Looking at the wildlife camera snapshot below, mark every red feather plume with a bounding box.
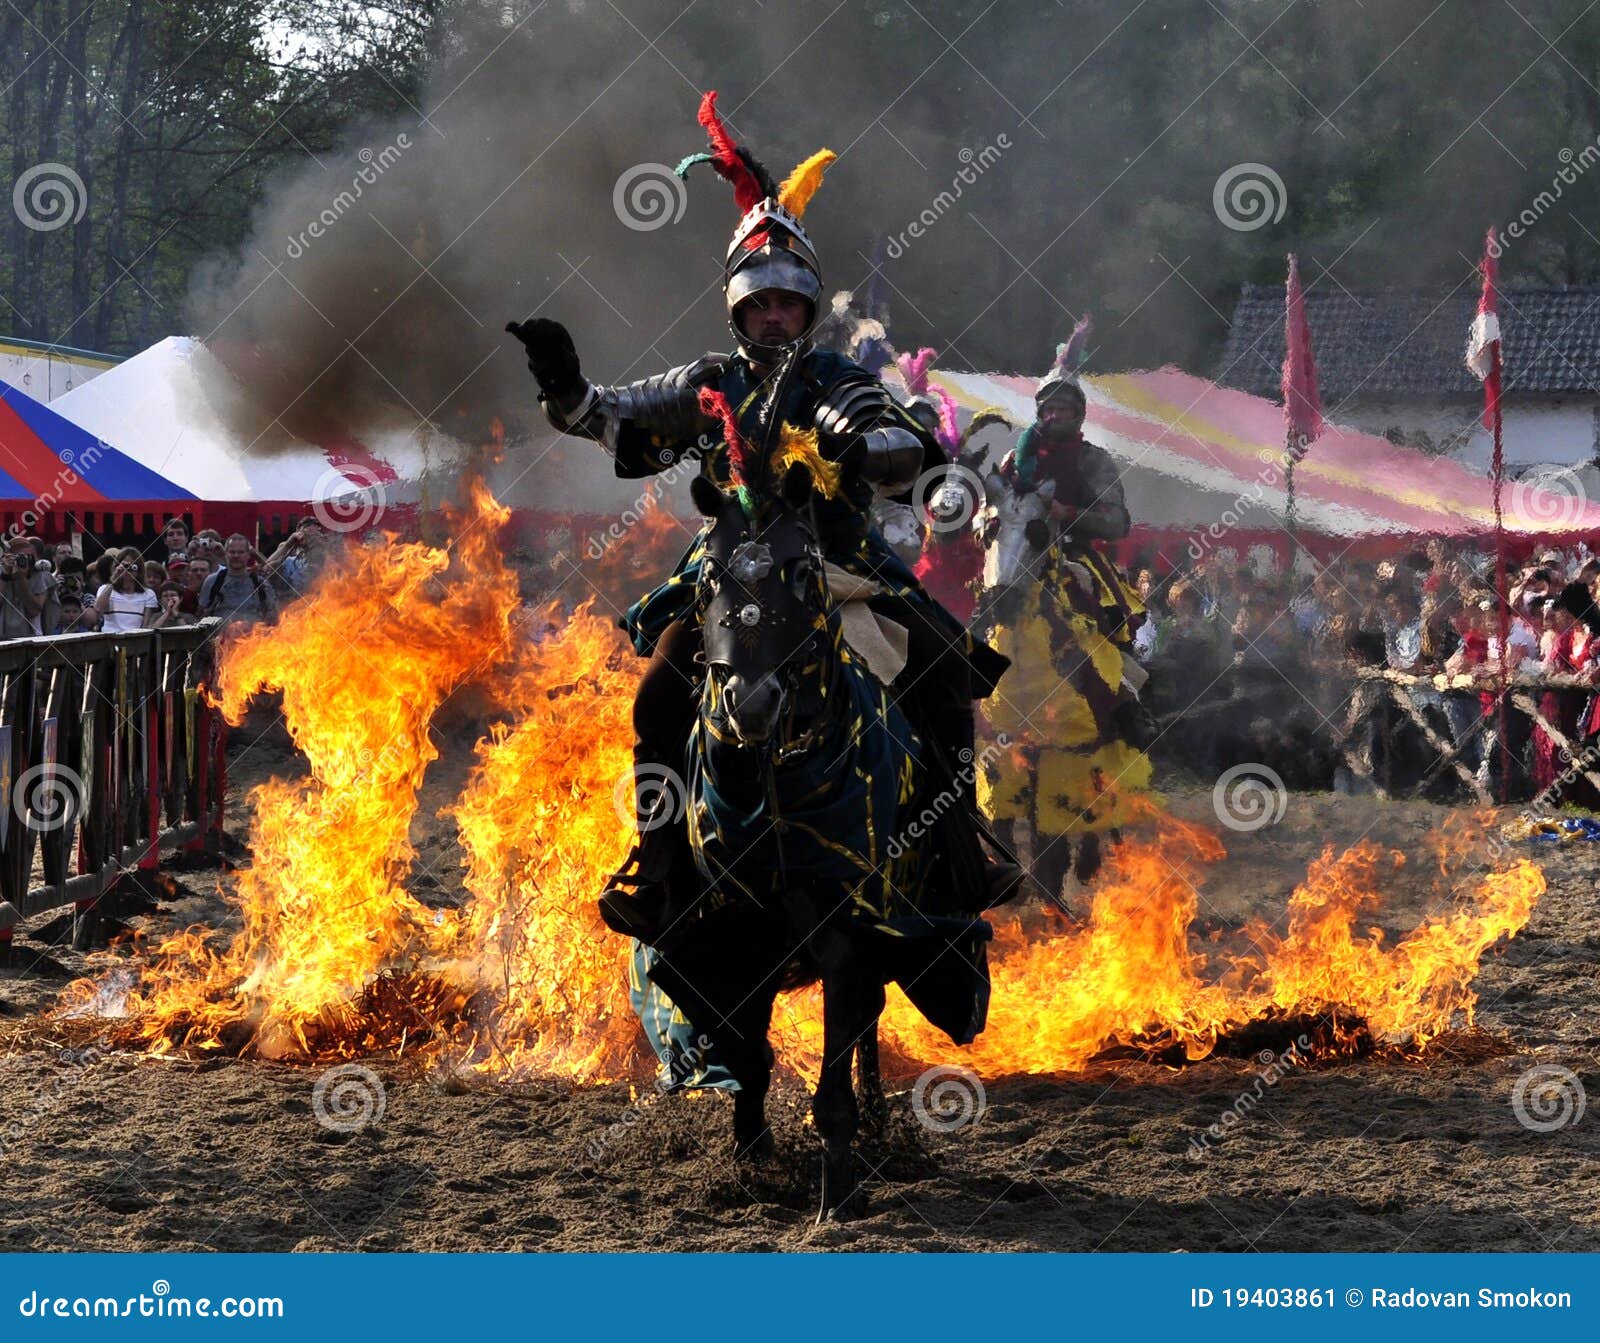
[697,91,767,215]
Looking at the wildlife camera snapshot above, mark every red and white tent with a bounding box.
[51,337,443,535]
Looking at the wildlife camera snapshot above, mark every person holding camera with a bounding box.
[93,546,159,630]
[161,518,191,564]
[0,543,43,640]
[263,519,323,600]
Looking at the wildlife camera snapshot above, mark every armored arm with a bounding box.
[542,356,729,478]
[507,317,728,477]
[812,371,941,493]
[1063,441,1131,542]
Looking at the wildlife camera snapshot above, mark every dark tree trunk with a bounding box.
[93,0,145,350]
[65,0,93,345]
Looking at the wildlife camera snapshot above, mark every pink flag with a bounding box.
[1466,229,1502,431]
[1281,253,1324,460]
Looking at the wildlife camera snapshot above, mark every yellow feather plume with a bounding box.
[770,425,841,499]
[778,149,837,218]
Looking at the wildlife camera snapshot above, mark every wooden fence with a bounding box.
[0,620,227,956]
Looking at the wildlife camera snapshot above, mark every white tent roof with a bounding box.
[51,337,443,503]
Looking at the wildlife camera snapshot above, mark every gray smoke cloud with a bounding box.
[184,0,1571,514]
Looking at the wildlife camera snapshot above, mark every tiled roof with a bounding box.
[1218,282,1600,402]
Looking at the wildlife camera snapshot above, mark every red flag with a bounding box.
[1281,253,1324,461]
[1466,228,1502,430]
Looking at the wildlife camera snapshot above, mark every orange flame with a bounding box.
[56,479,1546,1081]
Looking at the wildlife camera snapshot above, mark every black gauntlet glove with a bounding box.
[505,317,585,405]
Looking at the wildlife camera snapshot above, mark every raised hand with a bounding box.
[505,317,584,403]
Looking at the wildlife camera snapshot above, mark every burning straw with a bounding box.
[49,479,1544,1081]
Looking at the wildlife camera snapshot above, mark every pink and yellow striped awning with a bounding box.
[921,364,1600,538]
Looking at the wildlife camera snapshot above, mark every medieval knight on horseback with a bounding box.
[507,93,1014,948]
[975,322,1153,895]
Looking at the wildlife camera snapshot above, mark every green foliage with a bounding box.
[0,0,438,354]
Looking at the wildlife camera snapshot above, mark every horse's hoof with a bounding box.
[815,1184,867,1225]
[733,1128,775,1162]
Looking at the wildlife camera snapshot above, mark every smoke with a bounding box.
[185,0,1573,512]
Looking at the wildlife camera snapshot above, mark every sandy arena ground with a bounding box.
[2,713,1597,1253]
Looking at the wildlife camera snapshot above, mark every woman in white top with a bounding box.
[93,546,159,631]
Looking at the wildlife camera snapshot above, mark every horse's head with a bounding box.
[978,473,1055,626]
[692,468,829,748]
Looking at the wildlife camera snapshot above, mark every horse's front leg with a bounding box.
[814,936,884,1223]
[854,1016,887,1140]
[732,1030,775,1161]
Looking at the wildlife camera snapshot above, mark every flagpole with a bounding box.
[1467,228,1509,803]
[1281,254,1321,572]
[1491,336,1508,803]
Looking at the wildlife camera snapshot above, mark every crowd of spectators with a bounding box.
[15,508,1590,805]
[1131,540,1600,803]
[0,517,329,641]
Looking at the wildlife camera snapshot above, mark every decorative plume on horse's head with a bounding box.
[695,386,839,515]
[769,424,842,501]
[896,347,938,396]
[957,407,1013,465]
[697,387,757,513]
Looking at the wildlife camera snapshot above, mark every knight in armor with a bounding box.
[979,322,1150,888]
[507,92,1008,943]
[999,324,1132,557]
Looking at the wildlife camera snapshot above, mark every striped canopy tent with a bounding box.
[912,364,1600,559]
[52,337,438,541]
[0,379,193,538]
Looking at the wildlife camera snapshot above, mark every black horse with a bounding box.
[642,462,995,1221]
